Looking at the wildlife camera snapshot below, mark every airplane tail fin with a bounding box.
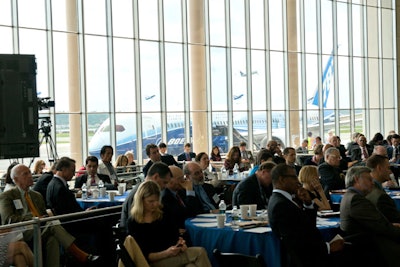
[309,52,334,109]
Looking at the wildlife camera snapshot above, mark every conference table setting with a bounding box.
[76,189,129,209]
[185,207,340,267]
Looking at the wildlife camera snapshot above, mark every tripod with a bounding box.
[29,118,59,168]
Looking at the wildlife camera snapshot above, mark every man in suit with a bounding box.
[239,141,255,170]
[32,162,57,205]
[268,164,344,267]
[142,143,179,177]
[232,161,276,210]
[184,162,219,213]
[177,143,196,162]
[318,147,345,199]
[74,155,114,189]
[97,145,118,183]
[0,164,98,267]
[283,147,302,175]
[366,154,400,222]
[162,166,203,230]
[347,135,373,165]
[340,166,400,267]
[387,134,400,163]
[120,162,172,228]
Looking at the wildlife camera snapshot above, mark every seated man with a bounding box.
[366,155,400,223]
[347,135,373,165]
[340,166,400,266]
[296,139,309,154]
[120,162,172,228]
[142,143,179,177]
[283,147,302,175]
[184,162,219,213]
[162,166,203,231]
[32,162,57,204]
[97,145,118,184]
[74,155,114,189]
[318,147,345,199]
[177,143,196,162]
[232,162,276,210]
[0,164,98,267]
[268,164,344,267]
[239,141,255,170]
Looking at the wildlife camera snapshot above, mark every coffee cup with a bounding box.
[109,192,116,201]
[100,187,106,198]
[240,205,249,219]
[249,204,257,217]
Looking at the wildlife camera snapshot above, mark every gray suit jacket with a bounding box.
[366,183,400,223]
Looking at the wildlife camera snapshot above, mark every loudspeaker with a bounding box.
[0,54,39,159]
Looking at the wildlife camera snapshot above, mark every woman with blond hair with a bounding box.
[298,166,331,211]
[32,159,46,175]
[127,181,211,267]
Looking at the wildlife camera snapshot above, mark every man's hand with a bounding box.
[329,239,344,252]
[296,188,312,206]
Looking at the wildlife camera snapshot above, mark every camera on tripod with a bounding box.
[38,97,55,111]
[39,117,52,135]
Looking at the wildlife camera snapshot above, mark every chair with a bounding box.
[213,249,266,267]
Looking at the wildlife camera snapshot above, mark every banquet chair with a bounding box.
[213,249,266,267]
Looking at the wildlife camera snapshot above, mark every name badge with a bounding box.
[212,194,220,203]
[13,199,23,210]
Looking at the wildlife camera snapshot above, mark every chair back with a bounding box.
[213,249,266,267]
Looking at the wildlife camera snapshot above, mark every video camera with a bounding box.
[38,97,55,110]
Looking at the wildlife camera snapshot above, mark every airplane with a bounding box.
[88,53,338,159]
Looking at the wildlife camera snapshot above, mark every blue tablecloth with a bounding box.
[185,214,340,267]
[76,191,128,209]
[330,190,400,210]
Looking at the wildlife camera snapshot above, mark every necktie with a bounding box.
[176,193,186,207]
[186,153,191,161]
[362,147,368,159]
[90,175,96,185]
[25,191,40,217]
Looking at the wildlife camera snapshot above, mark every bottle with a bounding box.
[221,166,227,179]
[231,206,239,229]
[219,200,226,220]
[81,184,87,199]
[233,163,239,178]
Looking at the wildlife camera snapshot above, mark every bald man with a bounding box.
[162,166,203,230]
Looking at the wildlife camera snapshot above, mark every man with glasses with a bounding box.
[183,162,220,213]
[318,147,345,200]
[268,164,344,267]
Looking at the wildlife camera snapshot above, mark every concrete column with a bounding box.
[66,1,83,168]
[189,0,208,154]
[287,0,300,147]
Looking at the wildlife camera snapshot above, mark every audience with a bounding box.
[177,143,196,162]
[249,149,273,176]
[318,147,345,199]
[0,235,33,267]
[33,162,57,203]
[223,146,245,175]
[127,180,211,267]
[347,135,373,165]
[387,134,400,163]
[298,166,331,211]
[312,136,323,150]
[303,144,324,166]
[98,145,118,184]
[340,166,400,266]
[268,164,344,267]
[195,152,214,181]
[121,162,172,228]
[125,150,136,166]
[283,147,301,175]
[32,159,46,175]
[142,143,179,177]
[184,162,219,213]
[239,141,254,170]
[296,139,309,154]
[3,162,18,191]
[232,162,276,210]
[0,164,98,266]
[74,156,113,189]
[369,132,384,147]
[158,142,168,156]
[209,146,222,162]
[114,154,129,173]
[266,140,285,164]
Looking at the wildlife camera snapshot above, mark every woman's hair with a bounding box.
[211,146,220,156]
[130,180,163,223]
[298,165,318,185]
[225,146,241,162]
[33,160,46,174]
[114,155,128,167]
[195,152,208,162]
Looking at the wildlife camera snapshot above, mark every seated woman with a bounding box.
[0,229,34,267]
[195,152,215,181]
[32,159,46,175]
[209,146,222,172]
[115,155,129,173]
[224,146,246,174]
[127,181,211,267]
[298,166,331,211]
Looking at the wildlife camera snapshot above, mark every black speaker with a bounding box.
[0,54,39,159]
